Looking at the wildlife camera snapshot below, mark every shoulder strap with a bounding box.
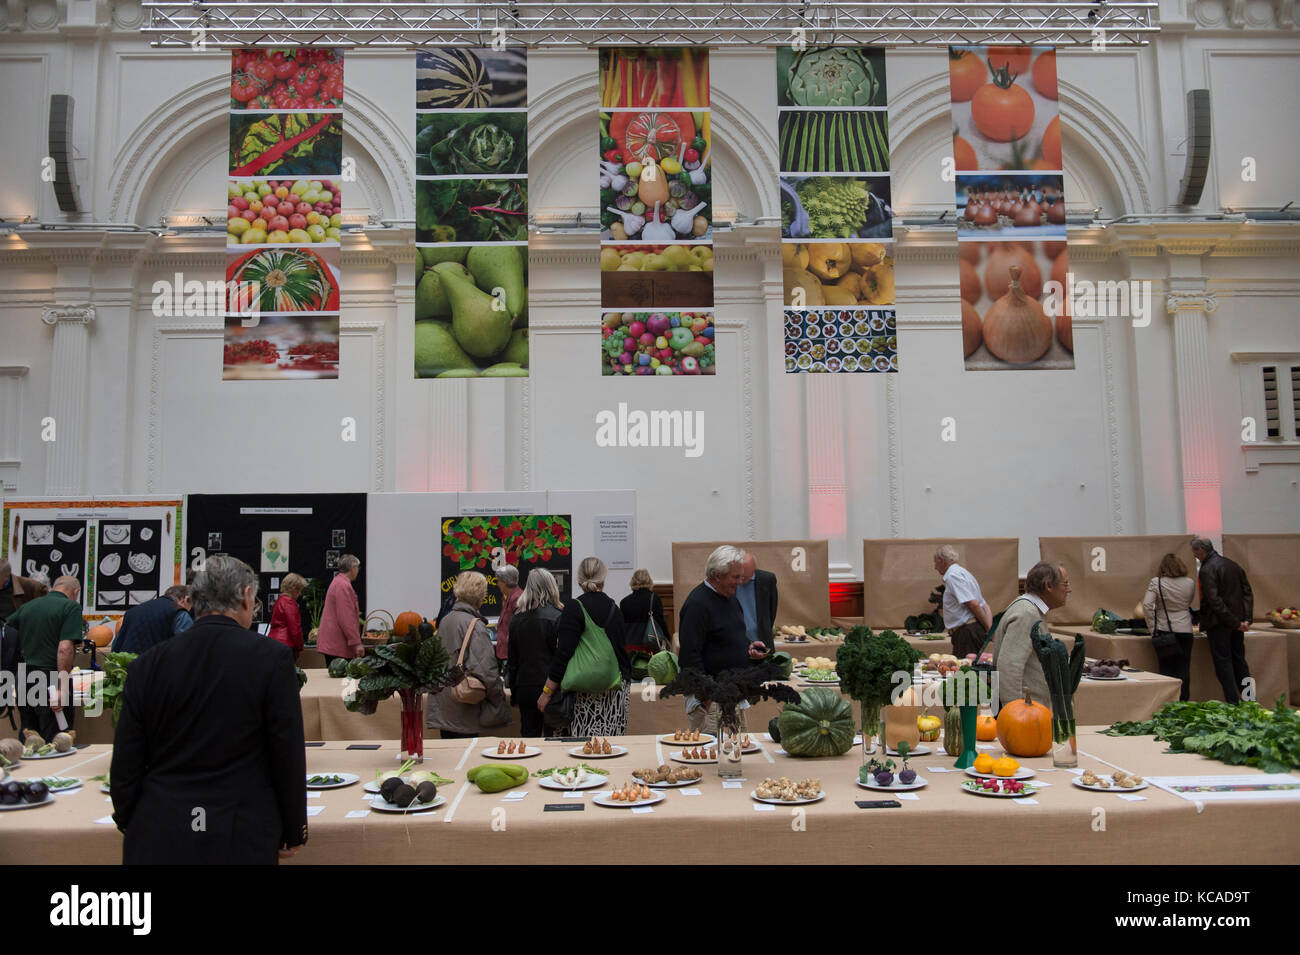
[1155,577,1171,632]
[454,616,479,667]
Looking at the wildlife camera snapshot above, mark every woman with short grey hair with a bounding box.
[426,571,511,738]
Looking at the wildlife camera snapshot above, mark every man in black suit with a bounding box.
[111,555,307,864]
[1191,537,1254,703]
[738,552,779,653]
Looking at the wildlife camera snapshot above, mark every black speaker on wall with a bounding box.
[48,94,82,213]
[1175,89,1211,208]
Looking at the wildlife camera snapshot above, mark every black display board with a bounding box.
[184,494,367,624]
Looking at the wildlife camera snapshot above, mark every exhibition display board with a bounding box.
[1,497,184,622]
[670,539,831,630]
[5,731,1296,866]
[1039,535,1195,625]
[861,538,1019,629]
[1051,627,1290,706]
[1223,533,1300,621]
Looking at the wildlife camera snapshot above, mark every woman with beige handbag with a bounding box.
[425,571,512,738]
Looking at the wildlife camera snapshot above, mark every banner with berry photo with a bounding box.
[440,515,573,614]
[777,47,896,375]
[948,46,1072,370]
[224,48,344,380]
[414,48,529,380]
[599,48,716,377]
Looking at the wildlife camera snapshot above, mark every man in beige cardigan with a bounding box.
[990,562,1072,712]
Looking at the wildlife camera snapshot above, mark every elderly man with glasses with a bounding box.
[989,561,1071,711]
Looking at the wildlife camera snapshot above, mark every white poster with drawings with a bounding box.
[261,531,290,572]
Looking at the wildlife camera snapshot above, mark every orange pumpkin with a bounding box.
[87,624,114,647]
[996,690,1053,757]
[393,611,423,637]
[975,714,998,741]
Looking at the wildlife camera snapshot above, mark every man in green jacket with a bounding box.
[990,562,1071,711]
[6,575,83,740]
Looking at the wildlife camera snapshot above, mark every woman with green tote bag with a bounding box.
[536,557,631,736]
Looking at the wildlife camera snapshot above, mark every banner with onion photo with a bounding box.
[599,48,715,377]
[414,48,529,380]
[777,47,896,374]
[224,48,344,380]
[948,46,1072,370]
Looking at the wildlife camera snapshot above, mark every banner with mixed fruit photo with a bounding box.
[599,48,715,377]
[224,47,344,380]
[414,48,529,379]
[778,47,896,374]
[949,46,1073,370]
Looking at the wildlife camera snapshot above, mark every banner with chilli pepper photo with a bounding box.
[440,515,573,613]
[414,48,530,380]
[777,46,897,375]
[599,48,716,377]
[224,47,345,380]
[949,45,1073,370]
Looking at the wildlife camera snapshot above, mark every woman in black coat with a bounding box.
[535,557,631,737]
[619,568,669,652]
[508,568,563,737]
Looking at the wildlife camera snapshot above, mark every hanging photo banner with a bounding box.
[414,48,530,380]
[224,48,345,380]
[949,46,1073,370]
[777,47,896,375]
[599,48,715,377]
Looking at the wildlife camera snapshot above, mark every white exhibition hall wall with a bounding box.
[0,0,1297,588]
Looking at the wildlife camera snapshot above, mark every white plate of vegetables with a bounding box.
[305,772,358,790]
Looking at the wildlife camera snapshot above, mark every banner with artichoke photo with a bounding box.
[777,47,896,375]
[415,48,530,380]
[599,48,716,377]
[440,515,573,613]
[223,48,344,380]
[948,46,1073,371]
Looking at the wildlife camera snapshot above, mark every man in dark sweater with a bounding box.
[112,586,194,655]
[1191,537,1254,703]
[678,545,767,733]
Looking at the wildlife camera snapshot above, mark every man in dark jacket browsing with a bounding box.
[111,585,193,655]
[677,545,767,733]
[737,552,779,653]
[1191,537,1254,703]
[110,555,307,864]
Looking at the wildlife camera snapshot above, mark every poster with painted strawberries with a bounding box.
[949,46,1073,370]
[224,48,344,380]
[440,515,572,614]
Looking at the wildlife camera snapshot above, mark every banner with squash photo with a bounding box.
[599,48,716,377]
[223,48,344,380]
[949,45,1073,371]
[440,515,572,614]
[777,47,896,374]
[414,48,529,380]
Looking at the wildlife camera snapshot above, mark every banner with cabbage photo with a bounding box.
[778,46,895,375]
[223,47,344,380]
[599,48,716,377]
[948,46,1073,370]
[415,48,530,379]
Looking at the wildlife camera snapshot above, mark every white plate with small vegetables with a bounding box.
[567,745,628,759]
[591,790,665,809]
[305,772,359,790]
[751,790,826,805]
[538,769,608,791]
[483,745,542,759]
[369,794,446,814]
[31,776,81,793]
[22,748,76,760]
[669,750,717,765]
[964,765,1036,781]
[857,774,928,792]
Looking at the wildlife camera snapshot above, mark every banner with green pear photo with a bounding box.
[414,48,529,379]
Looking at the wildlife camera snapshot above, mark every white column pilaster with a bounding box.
[40,304,95,495]
[1166,289,1223,536]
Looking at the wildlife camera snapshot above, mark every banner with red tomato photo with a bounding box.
[440,515,573,614]
[224,47,344,380]
[949,45,1073,371]
[599,48,716,377]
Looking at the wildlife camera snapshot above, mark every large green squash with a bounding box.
[777,688,855,757]
[943,706,963,756]
[327,657,349,678]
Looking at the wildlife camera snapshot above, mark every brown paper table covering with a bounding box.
[1051,628,1289,707]
[1038,535,1196,626]
[1222,533,1300,623]
[3,731,1297,865]
[671,540,831,630]
[1252,624,1300,705]
[862,538,1019,630]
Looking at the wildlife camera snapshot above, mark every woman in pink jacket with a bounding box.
[317,555,362,664]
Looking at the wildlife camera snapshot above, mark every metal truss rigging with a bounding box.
[141,1,1158,48]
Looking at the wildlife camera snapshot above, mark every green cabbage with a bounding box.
[647,650,679,686]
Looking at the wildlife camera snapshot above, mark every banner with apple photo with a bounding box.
[948,45,1073,370]
[440,515,572,614]
[777,46,896,374]
[224,48,344,380]
[599,48,715,377]
[414,48,529,379]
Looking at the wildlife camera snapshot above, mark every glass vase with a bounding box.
[717,709,743,779]
[860,702,882,761]
[1052,697,1077,768]
[398,688,425,763]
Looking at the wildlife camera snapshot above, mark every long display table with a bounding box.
[2,731,1296,865]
